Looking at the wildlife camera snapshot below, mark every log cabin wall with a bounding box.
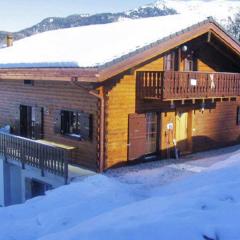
[192,99,240,152]
[137,57,164,71]
[105,74,136,168]
[197,59,215,72]
[104,37,239,167]
[0,80,99,170]
[158,100,240,158]
[104,35,240,167]
[105,55,166,168]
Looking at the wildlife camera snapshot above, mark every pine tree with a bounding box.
[228,13,240,41]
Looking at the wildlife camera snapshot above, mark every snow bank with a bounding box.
[0,148,240,239]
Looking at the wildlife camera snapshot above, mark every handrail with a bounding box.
[0,132,72,184]
[137,71,240,100]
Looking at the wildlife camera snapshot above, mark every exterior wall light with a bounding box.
[182,45,188,52]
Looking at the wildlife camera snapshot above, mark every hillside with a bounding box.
[0,0,239,47]
[0,146,239,239]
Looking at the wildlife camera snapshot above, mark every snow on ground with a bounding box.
[0,145,240,240]
[0,0,238,68]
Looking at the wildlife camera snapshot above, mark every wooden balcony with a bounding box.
[136,71,240,100]
[0,132,74,183]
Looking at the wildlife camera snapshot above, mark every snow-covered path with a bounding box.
[0,145,240,240]
[107,144,240,188]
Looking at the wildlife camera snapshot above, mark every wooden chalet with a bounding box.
[0,17,239,185]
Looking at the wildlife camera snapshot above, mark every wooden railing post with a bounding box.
[40,146,45,177]
[161,71,165,100]
[64,151,69,185]
[4,134,8,163]
[20,141,25,170]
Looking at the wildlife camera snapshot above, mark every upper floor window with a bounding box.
[184,52,197,71]
[164,50,179,71]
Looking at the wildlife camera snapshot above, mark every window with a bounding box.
[237,107,240,125]
[60,110,92,141]
[145,112,158,154]
[24,80,34,85]
[19,105,43,139]
[164,52,174,71]
[164,50,179,71]
[184,52,197,71]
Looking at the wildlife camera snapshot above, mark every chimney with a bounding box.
[6,34,13,47]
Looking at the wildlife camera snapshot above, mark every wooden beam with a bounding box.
[208,41,240,66]
[207,31,212,43]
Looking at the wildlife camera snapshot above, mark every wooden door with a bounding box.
[20,105,43,140]
[128,114,146,161]
[176,112,189,153]
[20,105,32,138]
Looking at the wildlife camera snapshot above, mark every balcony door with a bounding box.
[20,105,43,140]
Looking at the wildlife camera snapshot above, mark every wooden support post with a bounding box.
[207,31,212,43]
[40,147,45,177]
[170,100,175,109]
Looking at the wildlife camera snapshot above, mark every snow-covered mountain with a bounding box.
[0,0,239,46]
[150,0,240,25]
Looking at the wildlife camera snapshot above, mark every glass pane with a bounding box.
[145,112,157,154]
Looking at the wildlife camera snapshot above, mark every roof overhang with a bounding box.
[0,68,99,82]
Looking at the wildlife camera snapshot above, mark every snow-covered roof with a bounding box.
[0,14,224,68]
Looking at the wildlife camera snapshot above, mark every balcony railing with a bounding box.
[0,132,74,184]
[136,71,240,100]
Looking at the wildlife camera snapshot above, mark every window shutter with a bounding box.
[32,107,43,140]
[237,107,240,125]
[80,113,92,141]
[54,110,62,134]
[12,106,21,135]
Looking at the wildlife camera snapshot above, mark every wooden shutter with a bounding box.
[128,114,147,161]
[237,107,240,125]
[32,106,43,140]
[54,110,62,134]
[80,113,92,141]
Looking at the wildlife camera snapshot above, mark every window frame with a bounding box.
[60,109,92,141]
[164,50,179,71]
[184,52,197,71]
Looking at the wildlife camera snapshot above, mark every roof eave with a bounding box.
[0,67,100,82]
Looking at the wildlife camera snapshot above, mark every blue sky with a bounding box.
[1,0,152,32]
